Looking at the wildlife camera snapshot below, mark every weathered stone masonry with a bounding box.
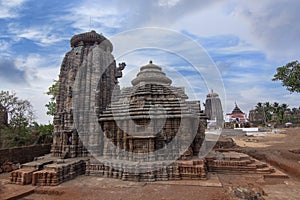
[52,30,124,158]
[10,31,280,186]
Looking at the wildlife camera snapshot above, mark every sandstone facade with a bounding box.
[51,30,124,158]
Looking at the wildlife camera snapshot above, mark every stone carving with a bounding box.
[82,61,208,181]
[99,61,206,161]
[51,30,124,158]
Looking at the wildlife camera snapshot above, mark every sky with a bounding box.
[0,0,299,124]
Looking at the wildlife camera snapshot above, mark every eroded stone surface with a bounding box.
[51,30,124,158]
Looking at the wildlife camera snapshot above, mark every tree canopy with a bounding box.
[272,60,300,93]
[0,91,53,148]
[45,80,58,116]
[0,91,34,128]
[253,101,299,125]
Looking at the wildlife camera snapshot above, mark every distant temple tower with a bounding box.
[205,90,223,128]
[51,30,125,158]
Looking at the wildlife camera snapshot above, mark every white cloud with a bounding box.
[229,0,300,61]
[65,0,299,61]
[1,0,299,123]
[111,28,225,98]
[1,54,60,124]
[0,39,11,52]
[8,24,66,46]
[61,1,123,33]
[173,0,300,61]
[158,0,181,8]
[0,0,27,18]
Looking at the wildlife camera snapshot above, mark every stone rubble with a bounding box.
[206,151,275,174]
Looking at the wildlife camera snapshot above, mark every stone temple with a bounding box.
[54,30,208,182]
[10,31,279,186]
[205,90,223,128]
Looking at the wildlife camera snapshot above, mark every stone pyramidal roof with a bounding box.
[99,61,204,123]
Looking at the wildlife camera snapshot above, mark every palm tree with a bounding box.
[256,102,263,109]
[255,102,266,125]
[263,102,272,122]
[279,103,289,123]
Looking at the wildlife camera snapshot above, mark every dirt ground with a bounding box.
[234,127,300,179]
[1,127,300,200]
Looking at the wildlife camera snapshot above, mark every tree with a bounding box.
[30,122,53,144]
[45,80,59,116]
[0,91,35,147]
[253,101,293,125]
[0,91,34,128]
[272,60,300,93]
[255,102,272,123]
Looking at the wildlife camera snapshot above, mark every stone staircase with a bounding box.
[205,151,275,174]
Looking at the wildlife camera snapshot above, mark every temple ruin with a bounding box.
[9,31,281,186]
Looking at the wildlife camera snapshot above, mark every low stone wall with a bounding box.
[0,144,51,165]
[85,159,207,182]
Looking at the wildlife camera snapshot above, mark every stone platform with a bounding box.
[206,151,275,174]
[85,158,207,182]
[10,150,286,186]
[10,156,87,186]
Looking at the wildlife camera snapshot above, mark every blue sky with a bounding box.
[0,0,299,124]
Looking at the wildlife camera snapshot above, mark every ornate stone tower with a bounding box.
[51,30,124,158]
[205,90,223,128]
